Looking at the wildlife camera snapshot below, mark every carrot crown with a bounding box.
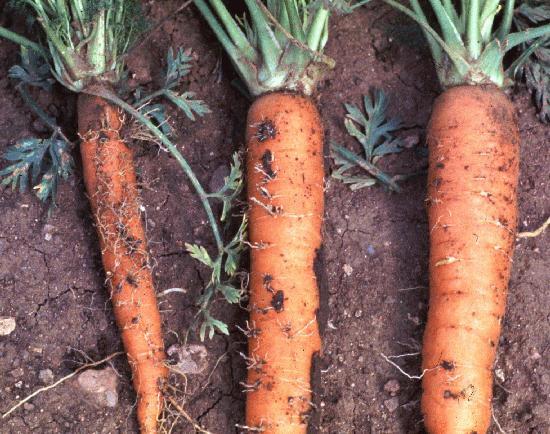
[194,0,363,96]
[1,0,144,92]
[384,0,550,88]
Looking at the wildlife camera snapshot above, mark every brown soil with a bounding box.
[0,2,548,433]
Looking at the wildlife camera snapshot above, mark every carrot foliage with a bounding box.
[383,0,550,87]
[511,1,549,122]
[331,90,403,192]
[194,0,368,96]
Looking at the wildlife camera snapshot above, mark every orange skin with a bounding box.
[245,92,324,433]
[77,94,167,434]
[422,85,519,434]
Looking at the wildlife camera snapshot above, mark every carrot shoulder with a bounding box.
[77,94,167,434]
[422,85,519,434]
[245,92,324,433]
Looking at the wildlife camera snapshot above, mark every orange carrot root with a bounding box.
[245,92,324,434]
[422,85,519,434]
[77,94,167,434]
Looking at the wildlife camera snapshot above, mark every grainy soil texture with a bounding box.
[0,2,548,433]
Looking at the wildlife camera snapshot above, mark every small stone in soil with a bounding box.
[343,264,353,276]
[23,403,35,411]
[167,343,208,375]
[39,369,54,384]
[384,379,401,396]
[384,397,400,413]
[403,134,420,148]
[76,366,118,408]
[10,368,24,378]
[0,317,16,336]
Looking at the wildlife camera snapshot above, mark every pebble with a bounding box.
[384,379,401,396]
[384,397,400,413]
[10,368,24,378]
[43,224,55,241]
[403,134,420,148]
[23,403,35,411]
[39,369,54,384]
[167,343,208,375]
[76,367,118,408]
[0,317,16,336]
[343,264,353,277]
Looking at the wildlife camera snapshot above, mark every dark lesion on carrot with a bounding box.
[256,119,277,142]
[116,221,142,254]
[126,273,138,287]
[443,384,475,401]
[263,274,275,293]
[261,150,276,180]
[271,290,285,312]
[440,360,455,371]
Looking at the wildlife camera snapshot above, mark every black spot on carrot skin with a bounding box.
[271,290,285,312]
[99,131,109,142]
[440,360,455,371]
[443,390,459,400]
[490,340,495,347]
[263,274,275,293]
[126,274,138,287]
[256,119,277,142]
[436,162,445,169]
[261,150,276,179]
[131,316,139,324]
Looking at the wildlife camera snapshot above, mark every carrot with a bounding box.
[0,3,171,432]
[245,93,323,430]
[424,85,518,433]
[193,0,336,431]
[78,94,167,433]
[383,1,549,432]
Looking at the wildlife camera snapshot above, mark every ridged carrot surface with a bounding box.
[77,94,167,434]
[422,85,519,434]
[245,92,324,433]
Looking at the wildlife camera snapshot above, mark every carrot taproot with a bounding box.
[192,0,336,431]
[422,85,519,433]
[78,94,167,434]
[245,92,324,432]
[382,2,549,432]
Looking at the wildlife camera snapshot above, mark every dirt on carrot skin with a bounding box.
[0,2,548,433]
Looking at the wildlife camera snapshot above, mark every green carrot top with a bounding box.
[1,0,145,92]
[194,0,367,96]
[384,0,550,88]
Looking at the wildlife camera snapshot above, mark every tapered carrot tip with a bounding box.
[422,85,519,434]
[244,92,324,434]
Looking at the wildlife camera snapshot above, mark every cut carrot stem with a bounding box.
[422,85,519,434]
[245,92,324,433]
[77,93,167,434]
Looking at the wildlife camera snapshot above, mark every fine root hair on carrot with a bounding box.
[517,216,550,238]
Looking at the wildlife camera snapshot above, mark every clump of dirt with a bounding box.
[0,2,548,433]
